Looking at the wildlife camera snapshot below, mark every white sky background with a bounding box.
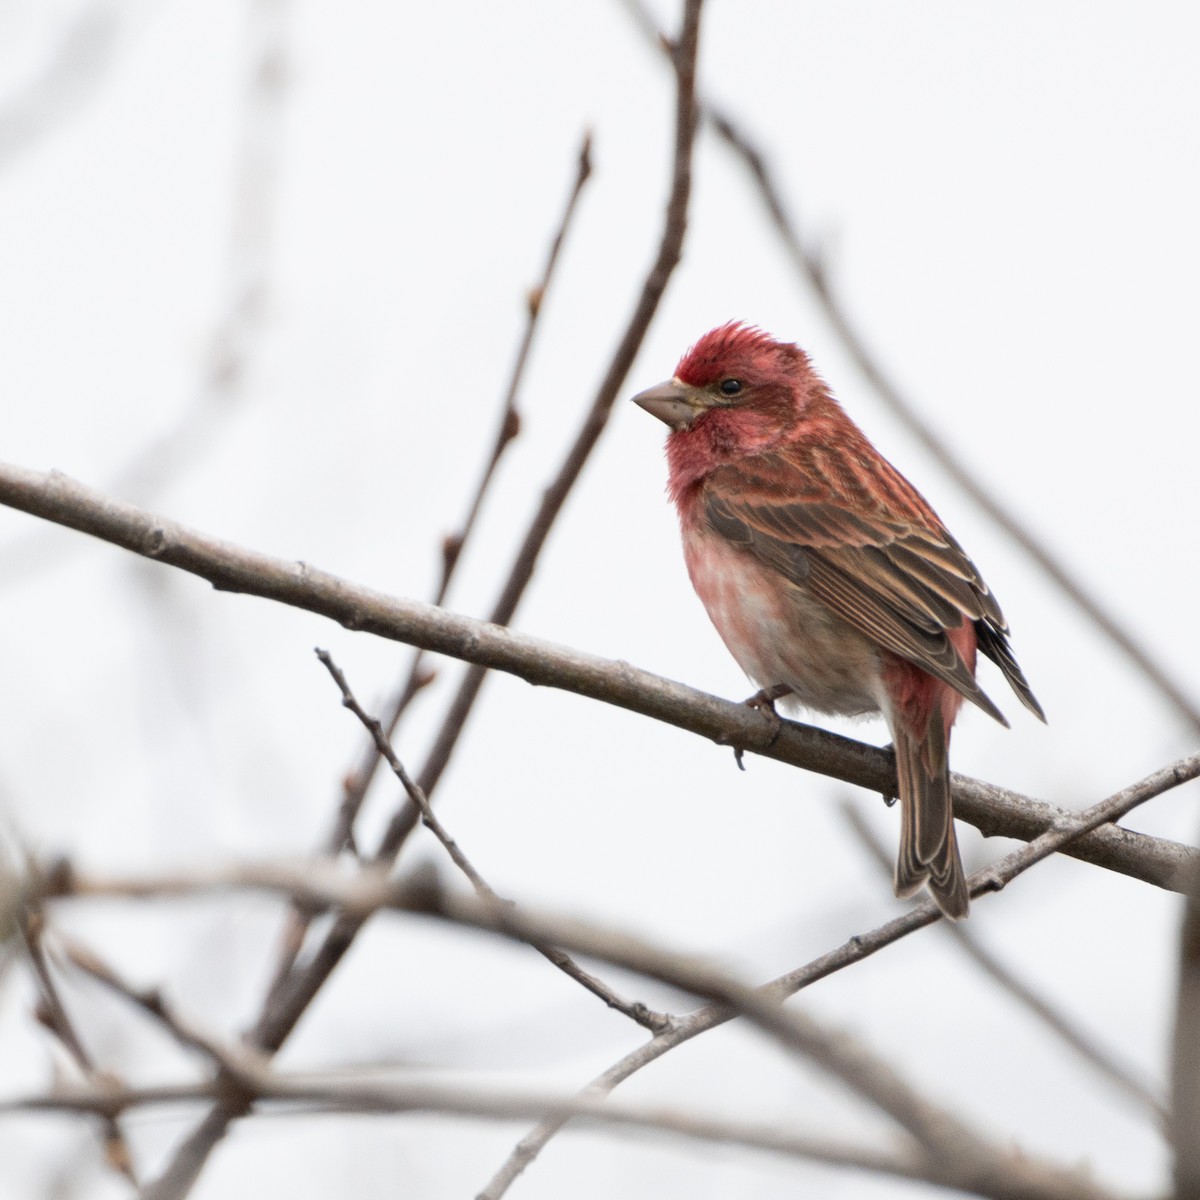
[0,1,1198,1197]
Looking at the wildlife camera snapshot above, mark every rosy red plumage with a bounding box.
[633,321,1044,918]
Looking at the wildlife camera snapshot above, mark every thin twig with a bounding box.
[0,1073,1127,1200]
[843,802,1168,1124]
[337,129,595,848]
[26,752,1197,1195]
[478,753,1196,1196]
[250,0,703,1057]
[59,936,270,1103]
[18,908,137,1184]
[258,131,594,1024]
[617,0,1200,737]
[25,868,1142,1195]
[316,649,491,889]
[314,647,671,1032]
[0,461,1194,896]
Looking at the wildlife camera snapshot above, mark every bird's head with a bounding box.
[632,322,827,457]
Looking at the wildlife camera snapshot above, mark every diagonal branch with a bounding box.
[843,802,1167,1124]
[34,783,1180,1200]
[315,647,670,1033]
[408,1,703,812]
[255,135,594,1019]
[479,752,1196,1195]
[19,909,137,1184]
[337,129,596,849]
[242,0,705,1078]
[0,460,1195,896]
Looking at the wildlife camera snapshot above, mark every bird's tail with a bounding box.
[892,709,970,920]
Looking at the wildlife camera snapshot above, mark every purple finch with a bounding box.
[633,322,1043,918]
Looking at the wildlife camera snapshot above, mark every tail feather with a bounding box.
[892,712,969,919]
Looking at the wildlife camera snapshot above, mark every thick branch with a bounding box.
[0,461,1194,894]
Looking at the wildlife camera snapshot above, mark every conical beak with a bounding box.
[632,378,700,430]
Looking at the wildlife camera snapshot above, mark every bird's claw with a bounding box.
[730,685,791,769]
[744,684,790,740]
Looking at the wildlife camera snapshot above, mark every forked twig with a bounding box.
[258,132,594,1018]
[19,908,137,1184]
[314,647,671,1032]
[843,802,1167,1124]
[61,936,269,1095]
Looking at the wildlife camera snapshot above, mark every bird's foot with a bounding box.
[732,685,791,770]
[744,683,791,722]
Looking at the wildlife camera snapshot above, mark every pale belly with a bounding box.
[683,527,884,718]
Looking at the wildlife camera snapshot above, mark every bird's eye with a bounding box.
[718,378,742,396]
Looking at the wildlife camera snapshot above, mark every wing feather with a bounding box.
[702,454,1040,724]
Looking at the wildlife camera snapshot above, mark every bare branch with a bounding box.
[314,648,670,1032]
[246,0,705,1058]
[60,937,272,1095]
[35,852,1157,1200]
[0,461,1193,896]
[336,129,595,847]
[844,803,1167,1124]
[18,909,137,1184]
[480,754,1195,1194]
[0,1073,1124,1200]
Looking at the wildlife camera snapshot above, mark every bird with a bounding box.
[632,321,1044,918]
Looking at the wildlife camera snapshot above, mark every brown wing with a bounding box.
[704,454,1045,724]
